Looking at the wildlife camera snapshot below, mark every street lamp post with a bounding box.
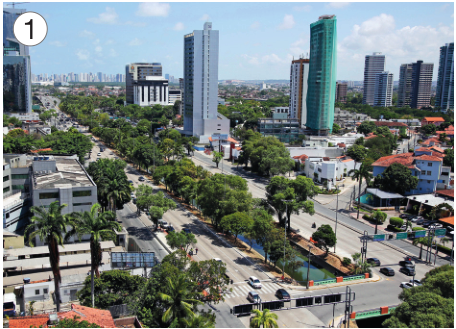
[281,199,293,281]
[334,183,340,253]
[306,245,313,289]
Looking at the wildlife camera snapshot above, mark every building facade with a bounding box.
[306,15,337,135]
[289,58,309,127]
[435,42,454,111]
[374,71,394,107]
[410,60,434,109]
[397,63,413,107]
[336,82,347,103]
[125,63,163,104]
[168,89,182,105]
[258,116,300,143]
[3,8,29,56]
[132,76,169,106]
[362,53,386,105]
[183,22,229,141]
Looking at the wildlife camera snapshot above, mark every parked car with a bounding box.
[158,220,168,228]
[380,267,395,276]
[248,276,262,289]
[132,198,137,204]
[429,223,443,229]
[400,282,415,289]
[166,226,175,232]
[366,258,381,267]
[183,228,191,234]
[139,176,145,182]
[97,153,101,157]
[128,180,134,184]
[248,291,260,303]
[275,289,290,300]
[400,213,411,219]
[399,266,416,276]
[409,279,422,286]
[422,221,435,228]
[416,218,426,225]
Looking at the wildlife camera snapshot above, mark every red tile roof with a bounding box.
[430,146,445,154]
[293,154,308,163]
[421,137,441,146]
[59,305,115,328]
[374,121,407,127]
[9,315,49,328]
[337,143,346,147]
[414,154,443,162]
[372,152,415,168]
[423,117,445,122]
[415,147,431,152]
[436,189,454,198]
[439,216,454,226]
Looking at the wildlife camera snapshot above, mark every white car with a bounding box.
[97,153,101,157]
[400,282,416,289]
[429,223,443,229]
[248,276,262,289]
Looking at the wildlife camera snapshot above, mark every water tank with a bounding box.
[23,278,31,284]
[38,156,44,161]
[33,157,39,161]
[44,157,50,160]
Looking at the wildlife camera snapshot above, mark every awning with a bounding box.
[366,188,404,199]
[439,216,454,226]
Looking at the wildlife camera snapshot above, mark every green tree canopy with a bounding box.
[312,224,336,253]
[220,212,253,243]
[357,121,377,135]
[373,163,418,195]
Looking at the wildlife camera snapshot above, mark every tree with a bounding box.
[346,144,367,164]
[412,237,431,260]
[220,212,253,244]
[373,163,418,195]
[159,275,204,326]
[251,209,274,263]
[24,201,76,312]
[348,163,373,219]
[53,316,101,328]
[357,121,377,135]
[312,224,336,253]
[371,210,387,234]
[332,123,341,134]
[443,148,454,170]
[166,230,197,252]
[71,203,121,307]
[351,252,372,275]
[249,309,279,328]
[182,312,216,328]
[421,124,437,135]
[212,151,223,168]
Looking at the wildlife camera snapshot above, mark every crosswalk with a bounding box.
[224,282,280,299]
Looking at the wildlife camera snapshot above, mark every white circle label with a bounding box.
[13,12,48,46]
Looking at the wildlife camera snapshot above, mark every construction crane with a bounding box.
[5,2,30,9]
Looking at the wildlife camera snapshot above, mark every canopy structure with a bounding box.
[359,188,404,207]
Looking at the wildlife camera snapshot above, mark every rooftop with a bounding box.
[4,241,115,258]
[435,189,454,198]
[423,117,445,122]
[373,121,407,127]
[406,194,454,208]
[372,151,443,168]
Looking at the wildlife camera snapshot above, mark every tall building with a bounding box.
[373,71,394,107]
[289,58,309,127]
[183,22,229,141]
[179,78,184,115]
[362,52,386,105]
[3,8,29,56]
[410,60,434,109]
[336,82,347,103]
[435,42,454,111]
[125,63,168,106]
[306,15,337,135]
[397,63,413,107]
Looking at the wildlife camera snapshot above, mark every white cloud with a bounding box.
[87,7,118,24]
[200,14,210,21]
[109,49,117,57]
[294,5,312,12]
[105,40,115,45]
[278,15,295,30]
[125,21,148,27]
[136,2,170,17]
[289,37,309,57]
[241,54,260,65]
[327,2,350,9]
[241,53,291,66]
[95,46,102,56]
[173,22,185,31]
[128,38,143,46]
[49,41,66,47]
[251,21,260,29]
[75,49,90,61]
[79,30,95,39]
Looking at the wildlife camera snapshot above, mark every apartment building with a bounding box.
[362,53,386,105]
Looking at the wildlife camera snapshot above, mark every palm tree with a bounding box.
[348,163,373,219]
[413,237,431,260]
[159,275,204,326]
[24,201,76,312]
[71,203,121,307]
[250,309,279,328]
[182,313,216,328]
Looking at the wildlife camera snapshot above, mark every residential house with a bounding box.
[421,117,445,126]
[303,155,360,187]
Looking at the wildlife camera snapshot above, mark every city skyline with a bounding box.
[17,2,454,81]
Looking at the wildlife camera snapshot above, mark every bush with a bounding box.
[362,214,372,220]
[389,217,403,227]
[437,244,452,255]
[412,227,426,231]
[342,257,352,266]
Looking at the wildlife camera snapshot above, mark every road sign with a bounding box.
[396,232,408,240]
[435,228,446,237]
[414,230,426,238]
[373,234,385,241]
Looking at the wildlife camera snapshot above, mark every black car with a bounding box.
[422,221,435,228]
[275,289,290,300]
[399,266,416,276]
[138,176,145,182]
[128,180,134,184]
[183,228,191,234]
[166,226,175,232]
[132,198,137,204]
[366,258,381,267]
[380,267,395,276]
[399,257,415,268]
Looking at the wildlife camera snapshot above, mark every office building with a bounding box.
[168,89,182,105]
[435,42,454,111]
[306,15,337,135]
[3,55,32,113]
[362,53,386,105]
[374,71,394,107]
[410,61,434,109]
[3,8,29,56]
[125,63,163,104]
[258,116,300,143]
[289,58,309,127]
[183,22,230,141]
[336,82,347,103]
[179,78,184,115]
[397,63,413,107]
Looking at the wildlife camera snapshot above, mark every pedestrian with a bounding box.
[195,248,198,255]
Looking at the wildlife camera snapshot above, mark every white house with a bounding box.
[303,155,360,188]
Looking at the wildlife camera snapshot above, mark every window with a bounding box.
[73,202,92,207]
[39,192,59,199]
[427,180,431,183]
[43,288,48,294]
[3,187,10,193]
[3,175,10,182]
[427,171,432,175]
[11,174,29,179]
[73,190,92,197]
[12,185,25,190]
[35,289,40,295]
[428,163,432,167]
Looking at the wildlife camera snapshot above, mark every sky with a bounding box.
[13,1,455,81]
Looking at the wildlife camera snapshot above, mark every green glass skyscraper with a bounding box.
[306,15,337,135]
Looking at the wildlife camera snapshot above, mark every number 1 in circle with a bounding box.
[25,19,33,39]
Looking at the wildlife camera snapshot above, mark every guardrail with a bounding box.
[353,305,398,320]
[342,274,365,282]
[313,278,337,286]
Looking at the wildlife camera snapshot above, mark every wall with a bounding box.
[23,282,52,303]
[287,147,343,158]
[4,235,24,249]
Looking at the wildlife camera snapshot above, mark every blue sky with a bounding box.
[20,1,455,81]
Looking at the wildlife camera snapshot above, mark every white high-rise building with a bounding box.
[183,22,229,141]
[362,52,386,105]
[374,71,394,107]
[289,58,309,127]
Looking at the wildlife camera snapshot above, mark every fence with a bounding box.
[313,278,337,286]
[342,274,365,282]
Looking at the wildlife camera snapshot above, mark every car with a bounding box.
[380,267,395,276]
[400,282,415,289]
[248,291,260,303]
[248,276,262,289]
[183,228,191,234]
[400,213,410,219]
[422,221,434,228]
[399,257,416,268]
[97,153,101,157]
[138,177,145,182]
[128,180,134,184]
[429,223,443,229]
[447,226,454,233]
[132,198,137,204]
[410,216,422,223]
[416,218,426,225]
[159,221,168,228]
[130,193,135,198]
[399,266,416,276]
[110,152,114,155]
[409,279,422,286]
[366,258,381,267]
[100,148,104,152]
[275,289,290,300]
[213,258,222,262]
[166,226,175,232]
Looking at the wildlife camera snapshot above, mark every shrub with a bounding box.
[389,217,403,227]
[342,257,352,266]
[412,227,426,231]
[362,214,372,220]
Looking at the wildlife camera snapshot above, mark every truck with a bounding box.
[3,293,16,317]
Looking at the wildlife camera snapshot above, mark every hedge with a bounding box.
[362,214,372,220]
[389,217,403,227]
[412,227,426,231]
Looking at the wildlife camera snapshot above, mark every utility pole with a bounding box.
[306,244,313,289]
[281,200,293,280]
[334,183,339,253]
